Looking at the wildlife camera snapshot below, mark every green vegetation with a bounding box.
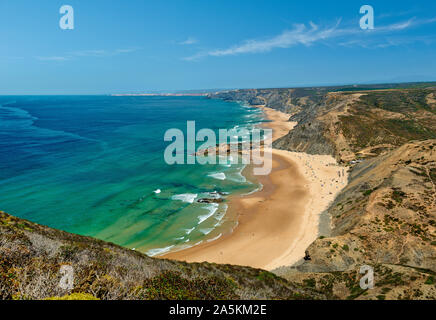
[135,271,238,300]
[302,278,316,288]
[381,287,391,294]
[339,89,436,155]
[424,276,434,285]
[2,85,436,301]
[45,293,99,300]
[256,271,278,282]
[0,211,323,300]
[362,189,377,196]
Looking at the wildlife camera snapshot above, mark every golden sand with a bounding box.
[164,106,348,270]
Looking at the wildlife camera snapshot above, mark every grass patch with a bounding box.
[424,276,434,285]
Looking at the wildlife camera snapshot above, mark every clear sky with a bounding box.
[1,0,436,94]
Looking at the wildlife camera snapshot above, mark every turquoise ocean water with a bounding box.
[0,96,263,255]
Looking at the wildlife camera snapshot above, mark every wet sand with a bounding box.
[163,106,347,270]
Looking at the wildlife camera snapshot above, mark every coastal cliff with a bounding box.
[277,140,436,300]
[208,84,436,160]
[2,83,436,300]
[209,83,436,299]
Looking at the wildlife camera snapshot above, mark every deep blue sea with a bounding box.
[0,96,263,255]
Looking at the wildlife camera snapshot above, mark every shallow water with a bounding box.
[0,95,263,255]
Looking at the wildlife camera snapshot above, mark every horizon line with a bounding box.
[1,80,435,96]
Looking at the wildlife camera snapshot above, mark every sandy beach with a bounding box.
[259,106,297,141]
[164,106,348,270]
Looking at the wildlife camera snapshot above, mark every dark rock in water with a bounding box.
[195,141,266,157]
[197,198,224,204]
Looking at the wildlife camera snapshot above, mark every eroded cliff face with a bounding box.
[208,87,327,114]
[294,140,435,270]
[210,85,436,300]
[209,87,336,155]
[276,140,436,300]
[2,84,436,300]
[211,86,436,162]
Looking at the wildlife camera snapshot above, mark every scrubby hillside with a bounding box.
[0,211,324,300]
[210,83,436,300]
[210,84,436,161]
[276,140,436,300]
[278,88,436,161]
[2,83,436,300]
[295,139,436,272]
[209,87,327,114]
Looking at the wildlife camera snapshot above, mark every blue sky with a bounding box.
[1,0,436,94]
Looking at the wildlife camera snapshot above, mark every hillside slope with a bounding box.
[210,84,436,300]
[210,85,436,161]
[276,140,436,300]
[0,211,324,300]
[274,88,436,162]
[2,83,436,300]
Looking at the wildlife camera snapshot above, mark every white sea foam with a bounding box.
[185,227,195,235]
[146,245,175,256]
[244,114,259,119]
[207,233,223,243]
[227,169,247,183]
[198,203,219,224]
[172,193,197,203]
[200,228,214,235]
[214,204,228,224]
[241,183,264,196]
[201,191,222,200]
[208,172,226,180]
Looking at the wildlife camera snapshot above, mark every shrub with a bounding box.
[45,293,99,300]
[424,276,434,285]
